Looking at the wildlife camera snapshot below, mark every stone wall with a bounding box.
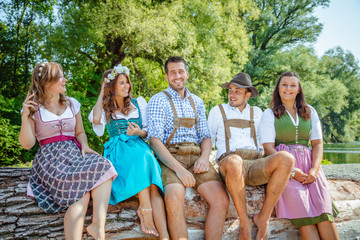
[1,165,359,240]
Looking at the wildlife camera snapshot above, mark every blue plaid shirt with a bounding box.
[147,87,210,145]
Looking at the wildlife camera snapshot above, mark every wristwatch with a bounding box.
[289,168,296,179]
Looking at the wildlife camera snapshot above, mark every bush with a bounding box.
[0,118,33,166]
[0,96,37,166]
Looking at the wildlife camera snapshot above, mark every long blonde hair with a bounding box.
[102,70,133,122]
[29,62,69,117]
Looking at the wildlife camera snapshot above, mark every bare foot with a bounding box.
[86,223,105,240]
[239,217,253,240]
[253,214,269,240]
[137,207,159,237]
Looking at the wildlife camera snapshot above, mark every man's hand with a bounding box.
[193,156,209,174]
[176,167,196,188]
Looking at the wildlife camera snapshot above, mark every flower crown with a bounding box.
[38,62,48,77]
[104,64,130,83]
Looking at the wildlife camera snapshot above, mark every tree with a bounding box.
[318,47,360,142]
[241,0,329,87]
[0,0,56,97]
[51,0,256,105]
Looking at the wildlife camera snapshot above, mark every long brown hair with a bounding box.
[270,72,311,120]
[28,62,69,117]
[102,70,133,121]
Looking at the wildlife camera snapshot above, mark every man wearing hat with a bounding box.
[208,73,295,240]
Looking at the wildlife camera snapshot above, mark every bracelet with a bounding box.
[289,167,296,179]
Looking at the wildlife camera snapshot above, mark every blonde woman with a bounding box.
[19,62,117,240]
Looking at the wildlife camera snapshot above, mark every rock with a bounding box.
[0,165,359,239]
[322,164,360,181]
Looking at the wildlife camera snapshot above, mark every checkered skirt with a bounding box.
[29,140,112,213]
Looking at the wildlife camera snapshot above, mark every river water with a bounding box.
[323,142,360,164]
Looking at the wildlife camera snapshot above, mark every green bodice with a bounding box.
[106,98,142,138]
[274,113,311,146]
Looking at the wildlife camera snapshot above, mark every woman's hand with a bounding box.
[293,168,308,183]
[81,144,99,157]
[127,122,142,136]
[19,91,37,149]
[101,80,106,91]
[22,92,38,117]
[302,168,318,184]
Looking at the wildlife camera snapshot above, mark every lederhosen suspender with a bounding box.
[163,91,199,146]
[218,104,258,153]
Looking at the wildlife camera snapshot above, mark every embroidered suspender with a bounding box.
[163,91,199,146]
[217,104,258,153]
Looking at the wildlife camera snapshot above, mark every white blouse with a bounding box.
[259,105,322,144]
[88,96,148,137]
[23,97,81,121]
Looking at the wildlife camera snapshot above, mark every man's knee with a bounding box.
[209,189,230,209]
[164,186,185,210]
[219,192,230,209]
[270,151,295,171]
[199,182,230,210]
[221,154,243,176]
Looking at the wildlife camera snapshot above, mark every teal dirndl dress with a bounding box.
[103,99,163,205]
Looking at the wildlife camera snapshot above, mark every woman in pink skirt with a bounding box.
[19,62,117,240]
[259,72,339,240]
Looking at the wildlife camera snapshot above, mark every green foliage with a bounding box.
[8,161,33,168]
[0,0,57,97]
[318,47,360,142]
[1,0,360,166]
[0,118,22,166]
[242,0,330,86]
[321,159,333,165]
[51,0,255,106]
[0,95,38,166]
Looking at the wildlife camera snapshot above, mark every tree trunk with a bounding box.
[0,164,359,239]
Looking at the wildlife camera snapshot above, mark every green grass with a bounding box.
[321,159,333,165]
[8,161,33,168]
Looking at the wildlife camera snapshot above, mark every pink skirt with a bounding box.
[275,144,333,219]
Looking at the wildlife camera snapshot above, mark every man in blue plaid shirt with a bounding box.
[147,56,229,240]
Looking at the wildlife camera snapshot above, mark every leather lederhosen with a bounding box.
[218,104,259,160]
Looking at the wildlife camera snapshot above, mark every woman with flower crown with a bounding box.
[89,64,169,239]
[19,62,118,240]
